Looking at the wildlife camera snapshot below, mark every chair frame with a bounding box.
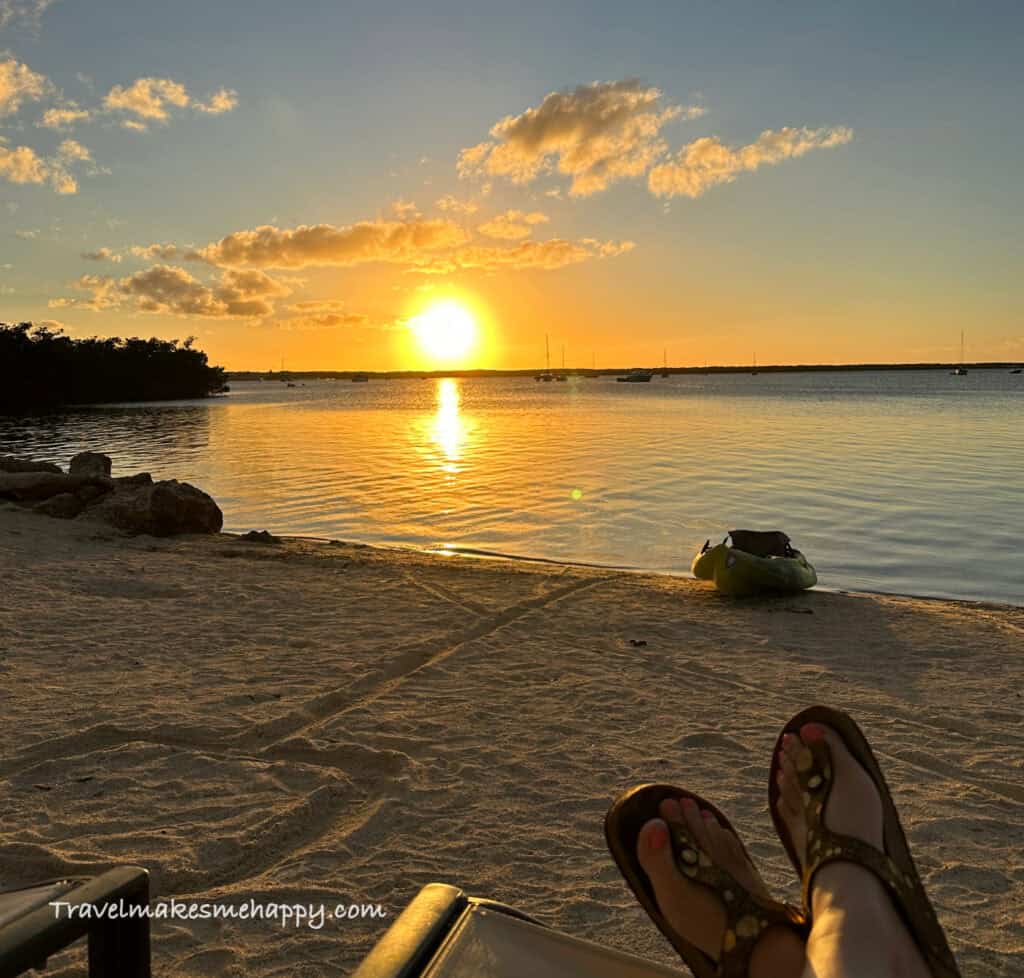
[0,866,150,978]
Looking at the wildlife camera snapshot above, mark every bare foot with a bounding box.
[637,796,805,978]
[775,723,932,978]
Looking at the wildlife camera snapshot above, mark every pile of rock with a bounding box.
[0,452,222,536]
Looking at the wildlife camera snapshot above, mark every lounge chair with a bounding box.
[0,866,150,978]
[352,882,684,977]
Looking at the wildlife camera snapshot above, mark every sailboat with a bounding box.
[950,331,968,376]
[751,354,759,376]
[556,345,568,380]
[661,349,669,378]
[535,335,555,382]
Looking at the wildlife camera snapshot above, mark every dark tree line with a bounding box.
[0,322,228,410]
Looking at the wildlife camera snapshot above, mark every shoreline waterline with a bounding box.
[222,525,1024,611]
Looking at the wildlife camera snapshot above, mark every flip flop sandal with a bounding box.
[606,783,807,978]
[768,705,961,978]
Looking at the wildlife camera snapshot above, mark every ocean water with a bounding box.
[3,370,1021,605]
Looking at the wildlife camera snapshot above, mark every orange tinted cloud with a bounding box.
[189,218,471,269]
[477,209,549,240]
[648,126,853,198]
[458,79,701,196]
[51,265,291,317]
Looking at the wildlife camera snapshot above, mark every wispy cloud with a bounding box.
[129,242,180,260]
[102,77,190,126]
[477,209,549,241]
[36,101,91,129]
[416,237,635,274]
[458,79,701,197]
[0,0,58,31]
[435,194,479,215]
[648,126,854,198]
[193,87,238,115]
[0,137,93,193]
[0,56,50,116]
[81,247,121,262]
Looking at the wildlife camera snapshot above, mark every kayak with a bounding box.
[692,533,817,596]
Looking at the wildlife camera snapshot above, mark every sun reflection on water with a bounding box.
[430,378,468,474]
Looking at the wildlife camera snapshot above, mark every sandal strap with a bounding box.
[793,739,961,978]
[667,820,804,977]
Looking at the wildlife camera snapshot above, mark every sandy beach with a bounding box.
[1,504,1021,977]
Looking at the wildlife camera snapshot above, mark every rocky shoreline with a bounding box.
[0,453,222,536]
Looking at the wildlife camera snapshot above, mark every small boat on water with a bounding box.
[1012,368,1022,375]
[617,368,653,383]
[351,373,369,382]
[661,349,669,378]
[555,345,568,381]
[692,530,817,596]
[536,335,555,382]
[951,331,968,375]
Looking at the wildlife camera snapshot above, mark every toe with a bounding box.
[778,751,803,817]
[682,797,713,853]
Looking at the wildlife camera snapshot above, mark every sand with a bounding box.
[1,503,1021,976]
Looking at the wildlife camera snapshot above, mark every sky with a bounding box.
[1,0,1022,371]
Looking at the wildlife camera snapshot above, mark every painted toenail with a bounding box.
[681,797,694,810]
[649,823,668,850]
[701,809,714,820]
[801,723,825,741]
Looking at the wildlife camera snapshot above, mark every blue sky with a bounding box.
[2,0,1022,368]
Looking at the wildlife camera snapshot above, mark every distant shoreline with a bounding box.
[226,362,1022,380]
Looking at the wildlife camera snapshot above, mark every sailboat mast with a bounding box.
[545,334,550,371]
[561,345,565,370]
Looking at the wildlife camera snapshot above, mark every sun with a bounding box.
[410,301,478,362]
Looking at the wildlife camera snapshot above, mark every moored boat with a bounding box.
[616,368,653,383]
[692,529,817,596]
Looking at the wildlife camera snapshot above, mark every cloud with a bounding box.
[101,78,238,130]
[0,56,50,116]
[193,87,238,115]
[286,299,350,313]
[129,242,179,260]
[189,218,471,269]
[390,198,420,219]
[458,79,701,197]
[81,247,121,262]
[435,194,479,215]
[102,77,190,126]
[648,126,853,198]
[417,236,635,274]
[1,137,91,192]
[51,264,292,318]
[0,0,57,30]
[477,209,549,241]
[37,102,91,130]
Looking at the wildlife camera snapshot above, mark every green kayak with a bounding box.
[691,530,817,597]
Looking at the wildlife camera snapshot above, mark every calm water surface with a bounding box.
[3,371,1021,605]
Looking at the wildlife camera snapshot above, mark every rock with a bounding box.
[0,471,110,502]
[0,456,63,475]
[85,479,222,536]
[114,472,153,487]
[33,493,85,519]
[240,529,281,544]
[75,484,109,504]
[69,452,112,478]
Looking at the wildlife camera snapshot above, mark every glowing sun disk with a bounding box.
[411,301,478,361]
